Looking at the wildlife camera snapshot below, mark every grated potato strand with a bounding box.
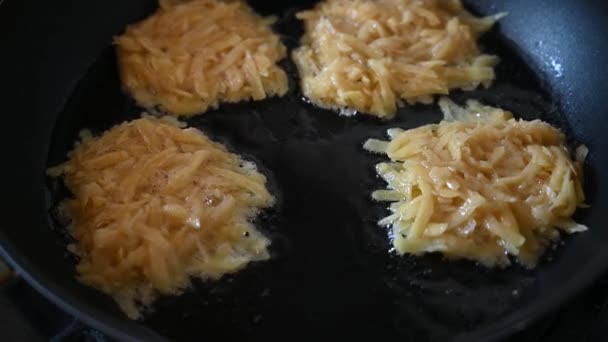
[48,116,274,318]
[365,98,587,267]
[115,0,288,116]
[293,0,505,118]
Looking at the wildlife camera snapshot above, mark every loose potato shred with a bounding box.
[48,116,274,319]
[365,98,588,267]
[115,0,288,116]
[293,0,505,118]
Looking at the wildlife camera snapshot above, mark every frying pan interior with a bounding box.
[1,0,608,341]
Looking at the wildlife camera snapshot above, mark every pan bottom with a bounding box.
[45,12,581,341]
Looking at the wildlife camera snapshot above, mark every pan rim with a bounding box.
[2,231,607,341]
[2,0,607,338]
[0,238,166,342]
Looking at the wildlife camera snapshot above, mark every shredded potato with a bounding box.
[47,116,274,318]
[364,98,587,267]
[115,0,288,116]
[293,0,505,118]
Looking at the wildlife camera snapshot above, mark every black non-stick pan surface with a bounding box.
[1,0,608,341]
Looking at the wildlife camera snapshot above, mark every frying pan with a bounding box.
[1,0,607,340]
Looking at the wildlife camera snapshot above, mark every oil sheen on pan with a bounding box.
[44,2,589,341]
